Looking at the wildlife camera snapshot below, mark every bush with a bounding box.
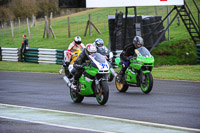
[152,39,197,66]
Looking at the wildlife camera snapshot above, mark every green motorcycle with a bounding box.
[115,47,154,94]
[63,53,110,105]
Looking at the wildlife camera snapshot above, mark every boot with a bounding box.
[71,79,78,90]
[117,70,124,82]
[59,66,64,75]
[65,62,70,77]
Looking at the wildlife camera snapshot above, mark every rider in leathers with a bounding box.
[118,36,144,81]
[71,43,97,89]
[59,36,85,75]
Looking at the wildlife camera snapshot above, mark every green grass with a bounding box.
[152,65,200,81]
[0,61,200,81]
[0,61,60,73]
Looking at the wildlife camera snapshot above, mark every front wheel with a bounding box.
[140,72,153,94]
[96,81,109,105]
[70,85,84,103]
[115,75,129,92]
[108,73,114,82]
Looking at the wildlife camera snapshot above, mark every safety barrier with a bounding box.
[197,44,200,65]
[24,48,63,65]
[0,47,64,65]
[0,47,19,62]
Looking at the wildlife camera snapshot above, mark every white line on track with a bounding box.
[0,103,200,132]
[0,116,112,133]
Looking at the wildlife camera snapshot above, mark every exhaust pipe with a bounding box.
[110,68,117,77]
[63,76,72,87]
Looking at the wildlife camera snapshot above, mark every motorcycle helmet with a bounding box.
[86,43,97,55]
[95,38,104,47]
[133,36,144,48]
[74,36,82,45]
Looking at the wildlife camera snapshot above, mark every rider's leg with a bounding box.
[59,51,71,75]
[72,69,83,89]
[117,61,130,81]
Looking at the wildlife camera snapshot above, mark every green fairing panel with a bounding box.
[115,58,122,68]
[125,70,138,83]
[79,76,94,95]
[85,67,98,76]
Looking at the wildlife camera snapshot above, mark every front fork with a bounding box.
[94,74,108,94]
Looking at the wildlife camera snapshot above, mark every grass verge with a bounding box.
[0,61,199,81]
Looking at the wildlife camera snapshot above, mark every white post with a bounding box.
[10,21,14,40]
[27,18,31,39]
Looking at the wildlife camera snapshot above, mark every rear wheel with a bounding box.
[140,73,153,94]
[70,84,84,103]
[96,81,109,105]
[115,75,129,92]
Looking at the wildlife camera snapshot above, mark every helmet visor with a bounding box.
[75,41,81,45]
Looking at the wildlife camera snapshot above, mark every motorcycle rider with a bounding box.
[117,36,144,81]
[71,43,97,89]
[59,36,85,75]
[94,38,117,77]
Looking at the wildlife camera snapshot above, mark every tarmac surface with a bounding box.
[0,71,200,132]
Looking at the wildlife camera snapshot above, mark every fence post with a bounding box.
[89,14,92,36]
[31,14,36,27]
[49,12,56,39]
[43,16,50,38]
[27,18,31,39]
[197,44,200,65]
[154,7,158,16]
[10,21,14,40]
[68,16,71,38]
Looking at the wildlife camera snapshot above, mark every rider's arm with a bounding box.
[120,50,129,61]
[67,42,75,51]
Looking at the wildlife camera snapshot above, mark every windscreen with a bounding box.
[136,47,151,57]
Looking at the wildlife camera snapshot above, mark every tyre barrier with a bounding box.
[24,48,63,65]
[0,47,64,65]
[197,44,200,65]
[0,47,20,62]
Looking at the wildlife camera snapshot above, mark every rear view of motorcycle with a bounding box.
[115,47,154,94]
[63,53,110,105]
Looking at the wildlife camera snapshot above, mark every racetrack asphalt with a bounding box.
[0,71,200,132]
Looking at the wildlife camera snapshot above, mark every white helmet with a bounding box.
[86,43,97,55]
[74,36,81,45]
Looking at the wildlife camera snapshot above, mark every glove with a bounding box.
[82,63,87,67]
[128,56,133,60]
[74,64,82,69]
[128,56,136,60]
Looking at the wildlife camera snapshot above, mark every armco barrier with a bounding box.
[197,44,200,65]
[1,47,19,62]
[0,47,64,65]
[24,48,63,65]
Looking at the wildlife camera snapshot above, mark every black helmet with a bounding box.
[74,36,82,45]
[133,36,144,48]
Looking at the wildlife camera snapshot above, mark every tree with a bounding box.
[0,7,14,23]
[9,0,39,19]
[36,0,60,17]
